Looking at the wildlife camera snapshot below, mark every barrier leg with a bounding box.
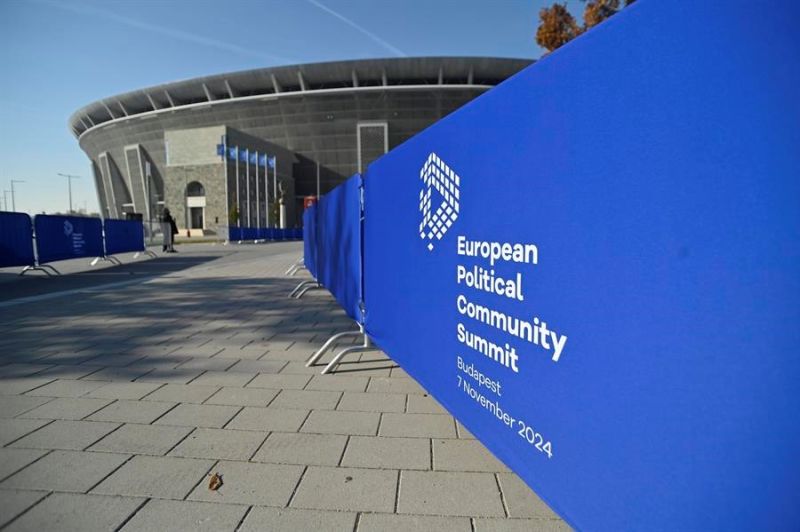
[41,264,61,275]
[287,265,307,276]
[90,256,122,266]
[322,334,374,375]
[296,283,322,299]
[284,258,303,275]
[20,265,56,277]
[306,327,363,367]
[288,280,316,298]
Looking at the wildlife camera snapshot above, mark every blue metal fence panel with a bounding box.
[104,219,145,255]
[34,215,104,264]
[303,205,318,279]
[0,212,35,268]
[229,227,243,242]
[317,175,363,323]
[362,1,800,529]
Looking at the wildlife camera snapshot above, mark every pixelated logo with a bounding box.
[419,153,460,251]
[63,220,73,237]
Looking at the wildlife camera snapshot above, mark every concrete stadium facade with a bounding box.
[70,57,531,234]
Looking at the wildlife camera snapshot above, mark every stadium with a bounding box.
[69,57,531,234]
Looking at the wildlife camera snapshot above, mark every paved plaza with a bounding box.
[0,243,567,531]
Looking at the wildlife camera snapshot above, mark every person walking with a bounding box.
[161,208,178,253]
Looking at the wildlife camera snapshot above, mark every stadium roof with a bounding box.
[69,57,532,138]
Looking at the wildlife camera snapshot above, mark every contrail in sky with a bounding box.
[307,0,407,57]
[32,0,294,64]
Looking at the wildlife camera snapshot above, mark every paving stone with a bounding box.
[81,354,145,367]
[301,410,379,436]
[4,492,144,532]
[456,421,476,439]
[0,396,53,418]
[169,345,225,358]
[141,383,220,404]
[247,373,311,390]
[252,432,347,466]
[225,359,287,374]
[305,375,369,392]
[214,346,269,360]
[92,455,213,499]
[170,428,266,461]
[0,489,49,528]
[120,498,248,532]
[188,460,303,506]
[0,377,54,396]
[10,420,119,451]
[226,407,309,432]
[398,471,505,517]
[358,513,472,532]
[380,413,457,438]
[497,473,561,519]
[336,391,406,413]
[0,419,51,446]
[239,507,356,532]
[154,403,240,428]
[81,366,154,382]
[24,379,108,398]
[474,518,571,531]
[291,466,397,513]
[189,371,256,387]
[433,439,510,473]
[87,400,176,424]
[341,436,430,470]
[270,389,341,410]
[278,361,324,375]
[19,397,112,421]
[0,363,55,377]
[175,357,236,372]
[36,364,103,380]
[204,387,279,407]
[86,382,163,400]
[367,377,427,395]
[89,424,193,456]
[0,449,48,482]
[1,450,129,493]
[407,394,448,414]
[137,368,204,384]
[390,367,412,379]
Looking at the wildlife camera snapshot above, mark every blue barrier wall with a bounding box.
[363,1,799,530]
[303,205,318,279]
[316,175,363,323]
[34,215,104,264]
[104,219,145,255]
[0,212,35,268]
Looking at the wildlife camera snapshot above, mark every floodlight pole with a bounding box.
[10,180,24,212]
[3,190,9,211]
[57,173,81,213]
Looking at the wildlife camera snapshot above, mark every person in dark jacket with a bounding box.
[161,208,178,253]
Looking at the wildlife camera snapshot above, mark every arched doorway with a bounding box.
[186,181,206,230]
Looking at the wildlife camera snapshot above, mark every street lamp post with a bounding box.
[57,173,81,214]
[10,180,24,212]
[2,190,9,211]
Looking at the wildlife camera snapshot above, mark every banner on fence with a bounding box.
[316,174,363,323]
[104,219,145,255]
[34,215,104,264]
[362,1,799,529]
[0,212,35,268]
[303,205,318,279]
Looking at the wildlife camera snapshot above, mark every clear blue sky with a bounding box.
[0,0,583,215]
